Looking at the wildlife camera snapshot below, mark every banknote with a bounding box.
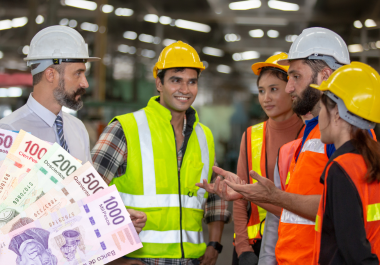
[0,130,52,201]
[0,129,18,167]
[0,143,82,225]
[0,162,108,234]
[0,185,143,265]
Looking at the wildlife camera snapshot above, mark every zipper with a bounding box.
[172,125,185,258]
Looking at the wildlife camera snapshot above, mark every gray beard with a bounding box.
[53,77,84,111]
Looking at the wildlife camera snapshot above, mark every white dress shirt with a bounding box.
[0,93,91,164]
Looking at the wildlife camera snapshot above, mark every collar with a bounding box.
[320,140,357,184]
[27,93,62,127]
[148,96,199,126]
[305,115,319,127]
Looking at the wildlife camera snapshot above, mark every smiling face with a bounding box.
[156,68,198,113]
[52,62,89,111]
[257,70,293,121]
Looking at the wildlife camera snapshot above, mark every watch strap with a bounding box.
[207,241,223,253]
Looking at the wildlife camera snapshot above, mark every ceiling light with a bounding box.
[12,17,28,28]
[353,20,363,29]
[129,47,136,54]
[59,18,69,26]
[69,19,77,28]
[81,22,98,32]
[0,88,7,97]
[102,4,114,13]
[144,14,159,23]
[202,61,209,68]
[229,0,261,10]
[159,16,172,25]
[115,8,134,16]
[232,51,260,61]
[139,34,154,43]
[268,0,299,11]
[0,20,12,31]
[348,44,363,53]
[22,45,30,55]
[118,44,129,53]
[365,19,377,27]
[202,47,224,57]
[0,51,3,59]
[273,51,282,55]
[376,41,380,49]
[153,37,161,44]
[123,31,137,40]
[8,87,22,97]
[267,30,279,38]
[217,64,231,74]
[175,19,211,33]
[35,15,44,24]
[163,39,176,46]
[236,17,288,26]
[285,34,298,42]
[249,29,264,38]
[63,0,97,11]
[225,33,241,42]
[141,49,156,58]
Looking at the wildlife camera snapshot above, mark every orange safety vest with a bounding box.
[277,138,302,191]
[314,153,380,264]
[276,124,327,264]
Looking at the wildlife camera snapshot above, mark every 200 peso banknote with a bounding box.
[0,185,143,265]
[0,162,108,234]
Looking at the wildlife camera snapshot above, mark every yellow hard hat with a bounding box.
[153,41,205,78]
[251,52,289,76]
[310,61,380,124]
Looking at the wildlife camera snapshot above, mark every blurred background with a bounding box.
[0,0,380,263]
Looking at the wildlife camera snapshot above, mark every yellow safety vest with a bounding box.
[110,96,215,259]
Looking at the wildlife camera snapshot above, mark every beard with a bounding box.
[291,78,321,115]
[53,77,85,111]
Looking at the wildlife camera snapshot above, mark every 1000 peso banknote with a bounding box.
[0,162,108,234]
[0,143,82,226]
[0,130,52,202]
[0,185,143,265]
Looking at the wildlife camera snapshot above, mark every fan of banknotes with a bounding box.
[0,129,142,264]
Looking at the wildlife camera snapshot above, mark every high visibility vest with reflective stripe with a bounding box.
[109,97,215,259]
[276,124,327,265]
[314,153,380,264]
[278,138,302,191]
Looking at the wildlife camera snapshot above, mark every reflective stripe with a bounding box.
[247,224,260,239]
[119,192,207,209]
[301,139,325,154]
[134,109,156,195]
[280,209,315,225]
[195,124,209,198]
[139,230,203,244]
[285,172,290,185]
[368,203,380,222]
[250,123,264,176]
[315,214,320,232]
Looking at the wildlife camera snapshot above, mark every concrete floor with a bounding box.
[202,202,235,265]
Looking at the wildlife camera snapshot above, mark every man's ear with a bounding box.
[322,67,333,81]
[44,67,56,84]
[155,77,163,93]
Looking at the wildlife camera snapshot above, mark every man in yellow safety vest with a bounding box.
[91,41,231,265]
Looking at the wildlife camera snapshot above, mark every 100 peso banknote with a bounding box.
[0,143,82,226]
[0,130,52,202]
[0,162,108,234]
[0,185,143,265]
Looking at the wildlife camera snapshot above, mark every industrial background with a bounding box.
[0,0,380,263]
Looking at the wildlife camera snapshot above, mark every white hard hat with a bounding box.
[278,27,350,70]
[25,25,100,75]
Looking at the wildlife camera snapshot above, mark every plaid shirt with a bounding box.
[91,114,230,265]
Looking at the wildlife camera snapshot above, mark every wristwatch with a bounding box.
[207,241,223,253]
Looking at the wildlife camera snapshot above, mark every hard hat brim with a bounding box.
[310,83,328,91]
[24,56,101,61]
[251,62,288,75]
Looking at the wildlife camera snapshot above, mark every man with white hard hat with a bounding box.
[199,27,376,264]
[0,25,96,163]
[0,26,147,241]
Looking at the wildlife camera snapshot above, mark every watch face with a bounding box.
[0,208,15,222]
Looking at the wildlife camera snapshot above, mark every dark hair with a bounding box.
[156,67,200,93]
[321,94,380,183]
[301,59,331,80]
[32,63,66,86]
[256,67,288,86]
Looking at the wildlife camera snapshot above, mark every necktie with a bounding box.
[55,115,70,153]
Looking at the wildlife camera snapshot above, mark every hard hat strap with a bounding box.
[324,91,375,130]
[27,59,87,76]
[307,55,344,70]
